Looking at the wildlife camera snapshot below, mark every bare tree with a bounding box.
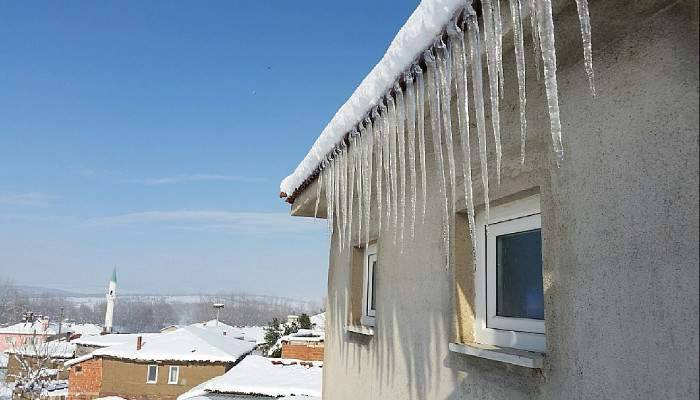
[7,337,71,399]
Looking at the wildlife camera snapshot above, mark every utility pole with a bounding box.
[58,307,64,335]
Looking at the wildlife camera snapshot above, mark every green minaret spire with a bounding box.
[111,266,117,283]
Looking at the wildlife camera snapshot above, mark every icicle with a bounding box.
[364,117,374,246]
[412,64,428,224]
[494,0,505,98]
[481,0,503,184]
[466,12,491,225]
[536,0,564,164]
[355,134,364,245]
[314,169,323,219]
[509,0,528,164]
[528,0,542,79]
[334,150,342,251]
[436,40,458,217]
[574,0,596,96]
[404,71,417,238]
[394,83,407,251]
[372,107,383,237]
[340,147,348,251]
[349,130,359,247]
[380,102,391,230]
[424,49,450,269]
[448,20,476,242]
[325,157,334,242]
[387,94,399,242]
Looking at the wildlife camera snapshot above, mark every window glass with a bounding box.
[370,259,377,312]
[169,366,179,384]
[147,365,157,382]
[496,229,544,320]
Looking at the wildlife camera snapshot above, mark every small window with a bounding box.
[146,365,158,384]
[74,365,82,373]
[475,195,546,352]
[168,366,179,385]
[361,243,378,326]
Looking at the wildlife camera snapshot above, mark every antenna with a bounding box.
[213,303,225,327]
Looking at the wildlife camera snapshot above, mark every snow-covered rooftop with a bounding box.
[192,321,266,345]
[90,326,255,363]
[0,321,57,335]
[63,323,103,336]
[310,312,325,331]
[178,355,322,399]
[280,0,465,195]
[5,341,76,359]
[70,333,159,347]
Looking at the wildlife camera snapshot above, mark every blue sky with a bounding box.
[0,1,420,299]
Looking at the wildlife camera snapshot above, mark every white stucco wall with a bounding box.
[292,0,699,399]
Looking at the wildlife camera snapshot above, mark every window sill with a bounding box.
[346,325,374,336]
[449,342,544,369]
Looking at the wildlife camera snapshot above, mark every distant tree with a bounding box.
[262,318,282,357]
[298,313,312,330]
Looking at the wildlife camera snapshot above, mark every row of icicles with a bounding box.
[313,0,594,267]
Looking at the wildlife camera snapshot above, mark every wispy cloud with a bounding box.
[84,210,323,234]
[133,174,264,185]
[0,192,55,206]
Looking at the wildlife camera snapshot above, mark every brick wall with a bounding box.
[67,357,102,400]
[281,342,325,361]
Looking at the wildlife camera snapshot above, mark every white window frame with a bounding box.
[361,243,377,327]
[146,364,158,384]
[167,365,179,385]
[474,195,546,353]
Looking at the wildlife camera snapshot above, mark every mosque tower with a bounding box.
[104,267,117,333]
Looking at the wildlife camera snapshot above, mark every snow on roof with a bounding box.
[70,333,159,347]
[281,329,324,343]
[64,353,95,367]
[92,326,255,363]
[62,323,103,336]
[191,321,266,345]
[310,313,325,331]
[5,341,76,359]
[280,0,465,195]
[0,321,57,335]
[178,355,322,399]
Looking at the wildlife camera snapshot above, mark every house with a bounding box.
[280,0,698,399]
[191,320,266,346]
[279,330,324,362]
[4,341,76,383]
[177,355,322,400]
[0,320,58,354]
[64,326,255,400]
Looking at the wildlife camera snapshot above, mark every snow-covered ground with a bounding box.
[0,370,13,400]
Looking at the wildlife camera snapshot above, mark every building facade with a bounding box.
[284,0,699,399]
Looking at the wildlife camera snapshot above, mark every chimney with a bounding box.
[223,331,227,336]
[136,336,143,351]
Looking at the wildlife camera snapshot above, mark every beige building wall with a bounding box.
[99,358,228,400]
[292,0,699,399]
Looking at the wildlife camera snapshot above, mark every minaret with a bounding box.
[104,267,117,333]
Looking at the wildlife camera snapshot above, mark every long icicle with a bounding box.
[574,0,596,96]
[372,107,383,237]
[334,149,343,251]
[425,49,450,269]
[349,129,358,247]
[340,146,348,251]
[387,94,399,243]
[314,167,323,219]
[528,0,542,79]
[394,83,407,251]
[364,117,374,246]
[509,0,529,164]
[448,19,476,242]
[380,102,392,231]
[326,157,334,244]
[436,39,458,218]
[481,0,503,184]
[413,64,428,224]
[536,0,565,164]
[467,11,491,225]
[404,71,417,238]
[355,134,363,245]
[494,0,505,98]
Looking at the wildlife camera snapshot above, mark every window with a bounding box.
[146,365,158,384]
[361,243,378,327]
[474,195,546,352]
[168,366,179,384]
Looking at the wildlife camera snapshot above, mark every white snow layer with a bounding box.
[91,326,255,363]
[178,355,322,399]
[280,0,465,195]
[70,333,159,347]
